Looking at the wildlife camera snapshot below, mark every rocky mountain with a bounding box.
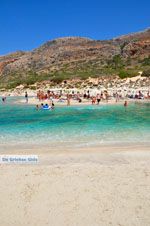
[0,28,150,89]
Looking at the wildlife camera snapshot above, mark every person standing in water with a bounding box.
[25,91,28,103]
[36,105,39,110]
[2,95,6,103]
[51,101,55,109]
[124,101,128,107]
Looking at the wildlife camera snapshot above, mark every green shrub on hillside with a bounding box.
[142,68,150,77]
[6,81,22,89]
[140,57,150,66]
[118,69,138,79]
[106,55,124,69]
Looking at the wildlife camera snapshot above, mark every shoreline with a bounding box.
[0,142,149,160]
[14,96,150,107]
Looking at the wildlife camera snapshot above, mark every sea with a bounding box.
[0,97,150,151]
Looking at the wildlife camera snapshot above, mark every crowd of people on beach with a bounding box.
[1,89,150,109]
[36,90,110,107]
[35,89,150,106]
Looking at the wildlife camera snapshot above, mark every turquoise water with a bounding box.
[0,97,150,150]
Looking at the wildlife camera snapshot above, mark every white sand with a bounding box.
[0,146,150,226]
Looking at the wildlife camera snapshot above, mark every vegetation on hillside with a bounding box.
[0,57,149,89]
[0,29,149,89]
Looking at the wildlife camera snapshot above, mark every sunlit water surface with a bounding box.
[0,97,150,150]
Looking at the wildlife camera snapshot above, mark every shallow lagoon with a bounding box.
[0,97,150,150]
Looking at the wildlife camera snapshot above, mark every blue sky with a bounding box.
[0,0,149,55]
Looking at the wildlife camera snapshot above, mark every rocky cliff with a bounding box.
[0,29,150,89]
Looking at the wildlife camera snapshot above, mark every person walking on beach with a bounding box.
[87,90,90,99]
[100,92,103,100]
[25,91,28,103]
[92,96,96,105]
[96,94,101,105]
[67,94,71,106]
[115,92,119,102]
[105,91,109,103]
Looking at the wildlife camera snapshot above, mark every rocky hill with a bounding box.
[0,29,150,89]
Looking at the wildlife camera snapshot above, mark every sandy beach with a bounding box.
[0,145,150,226]
[0,96,150,226]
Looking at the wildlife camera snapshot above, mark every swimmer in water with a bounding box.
[41,103,44,109]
